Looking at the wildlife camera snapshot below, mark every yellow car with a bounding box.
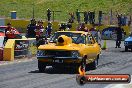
[37,31,101,72]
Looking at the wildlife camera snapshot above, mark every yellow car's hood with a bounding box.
[38,43,85,51]
[38,35,86,51]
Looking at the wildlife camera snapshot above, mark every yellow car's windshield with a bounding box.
[50,32,86,44]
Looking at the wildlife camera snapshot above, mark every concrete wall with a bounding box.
[2,18,131,35]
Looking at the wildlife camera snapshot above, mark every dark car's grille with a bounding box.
[45,50,71,57]
[128,41,132,45]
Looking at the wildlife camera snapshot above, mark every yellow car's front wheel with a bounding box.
[38,60,46,72]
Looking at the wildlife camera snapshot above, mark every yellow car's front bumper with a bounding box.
[37,56,82,65]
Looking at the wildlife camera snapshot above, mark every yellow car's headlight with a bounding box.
[71,51,80,58]
[37,50,45,56]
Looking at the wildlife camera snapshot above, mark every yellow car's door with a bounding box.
[86,34,97,60]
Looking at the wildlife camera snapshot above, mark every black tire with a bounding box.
[71,65,80,74]
[92,61,97,70]
[88,55,99,70]
[125,46,128,52]
[38,60,46,72]
[81,56,87,72]
[74,57,87,74]
[76,75,86,85]
[88,60,97,70]
[96,55,99,65]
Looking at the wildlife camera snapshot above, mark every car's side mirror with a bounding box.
[89,37,92,40]
[95,37,97,40]
[55,39,58,43]
[124,32,126,35]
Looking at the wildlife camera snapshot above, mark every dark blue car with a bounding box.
[124,33,132,51]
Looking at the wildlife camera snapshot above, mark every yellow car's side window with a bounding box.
[87,35,95,44]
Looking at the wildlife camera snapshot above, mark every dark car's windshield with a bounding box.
[49,32,86,44]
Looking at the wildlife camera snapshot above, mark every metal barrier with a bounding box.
[3,38,36,61]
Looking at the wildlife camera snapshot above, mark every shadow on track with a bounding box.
[120,50,132,52]
[29,67,78,74]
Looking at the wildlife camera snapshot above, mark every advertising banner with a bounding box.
[101,27,126,40]
[14,39,36,58]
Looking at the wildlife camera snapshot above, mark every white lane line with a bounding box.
[105,75,132,88]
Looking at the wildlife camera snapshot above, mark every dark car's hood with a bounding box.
[125,36,132,42]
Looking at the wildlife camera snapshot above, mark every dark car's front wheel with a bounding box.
[38,60,46,72]
[125,46,128,51]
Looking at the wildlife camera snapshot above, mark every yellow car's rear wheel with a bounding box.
[89,61,97,70]
[77,56,87,73]
[87,55,99,70]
